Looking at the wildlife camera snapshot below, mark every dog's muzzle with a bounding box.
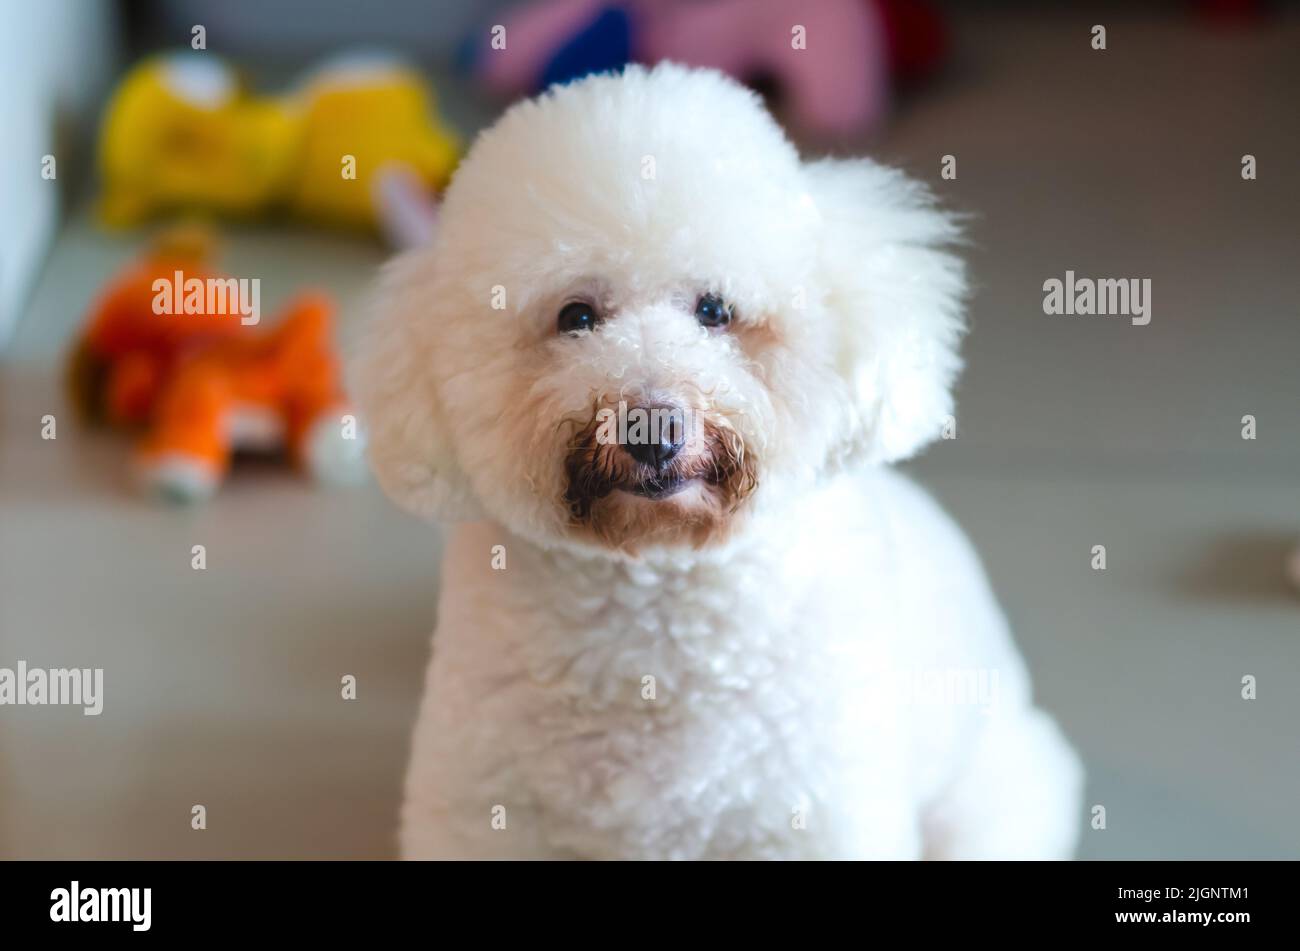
[562,398,757,521]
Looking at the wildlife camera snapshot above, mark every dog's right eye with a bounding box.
[557,301,599,334]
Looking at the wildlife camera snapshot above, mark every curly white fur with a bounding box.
[353,64,1083,859]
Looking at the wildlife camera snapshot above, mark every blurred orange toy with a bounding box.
[97,51,459,233]
[67,231,367,501]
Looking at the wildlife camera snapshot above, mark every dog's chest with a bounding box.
[423,519,920,858]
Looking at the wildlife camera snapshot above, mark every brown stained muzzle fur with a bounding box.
[561,405,758,548]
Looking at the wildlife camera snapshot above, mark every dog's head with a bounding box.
[354,64,965,554]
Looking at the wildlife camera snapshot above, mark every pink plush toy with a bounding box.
[463,0,948,139]
[642,0,887,138]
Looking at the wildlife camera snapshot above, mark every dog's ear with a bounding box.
[350,250,479,520]
[805,158,966,465]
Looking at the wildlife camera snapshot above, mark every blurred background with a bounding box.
[0,0,1297,859]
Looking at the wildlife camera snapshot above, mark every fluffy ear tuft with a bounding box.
[349,250,479,520]
[805,158,966,465]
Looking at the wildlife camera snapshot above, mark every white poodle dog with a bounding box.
[354,64,1083,860]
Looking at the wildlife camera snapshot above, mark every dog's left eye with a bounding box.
[694,293,732,329]
[557,301,600,334]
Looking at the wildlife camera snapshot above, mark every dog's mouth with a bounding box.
[623,473,693,500]
[562,404,758,529]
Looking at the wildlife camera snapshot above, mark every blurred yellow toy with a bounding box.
[98,52,459,233]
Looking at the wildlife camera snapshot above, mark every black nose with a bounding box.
[620,403,686,471]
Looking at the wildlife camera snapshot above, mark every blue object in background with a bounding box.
[454,26,483,76]
[540,6,633,89]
